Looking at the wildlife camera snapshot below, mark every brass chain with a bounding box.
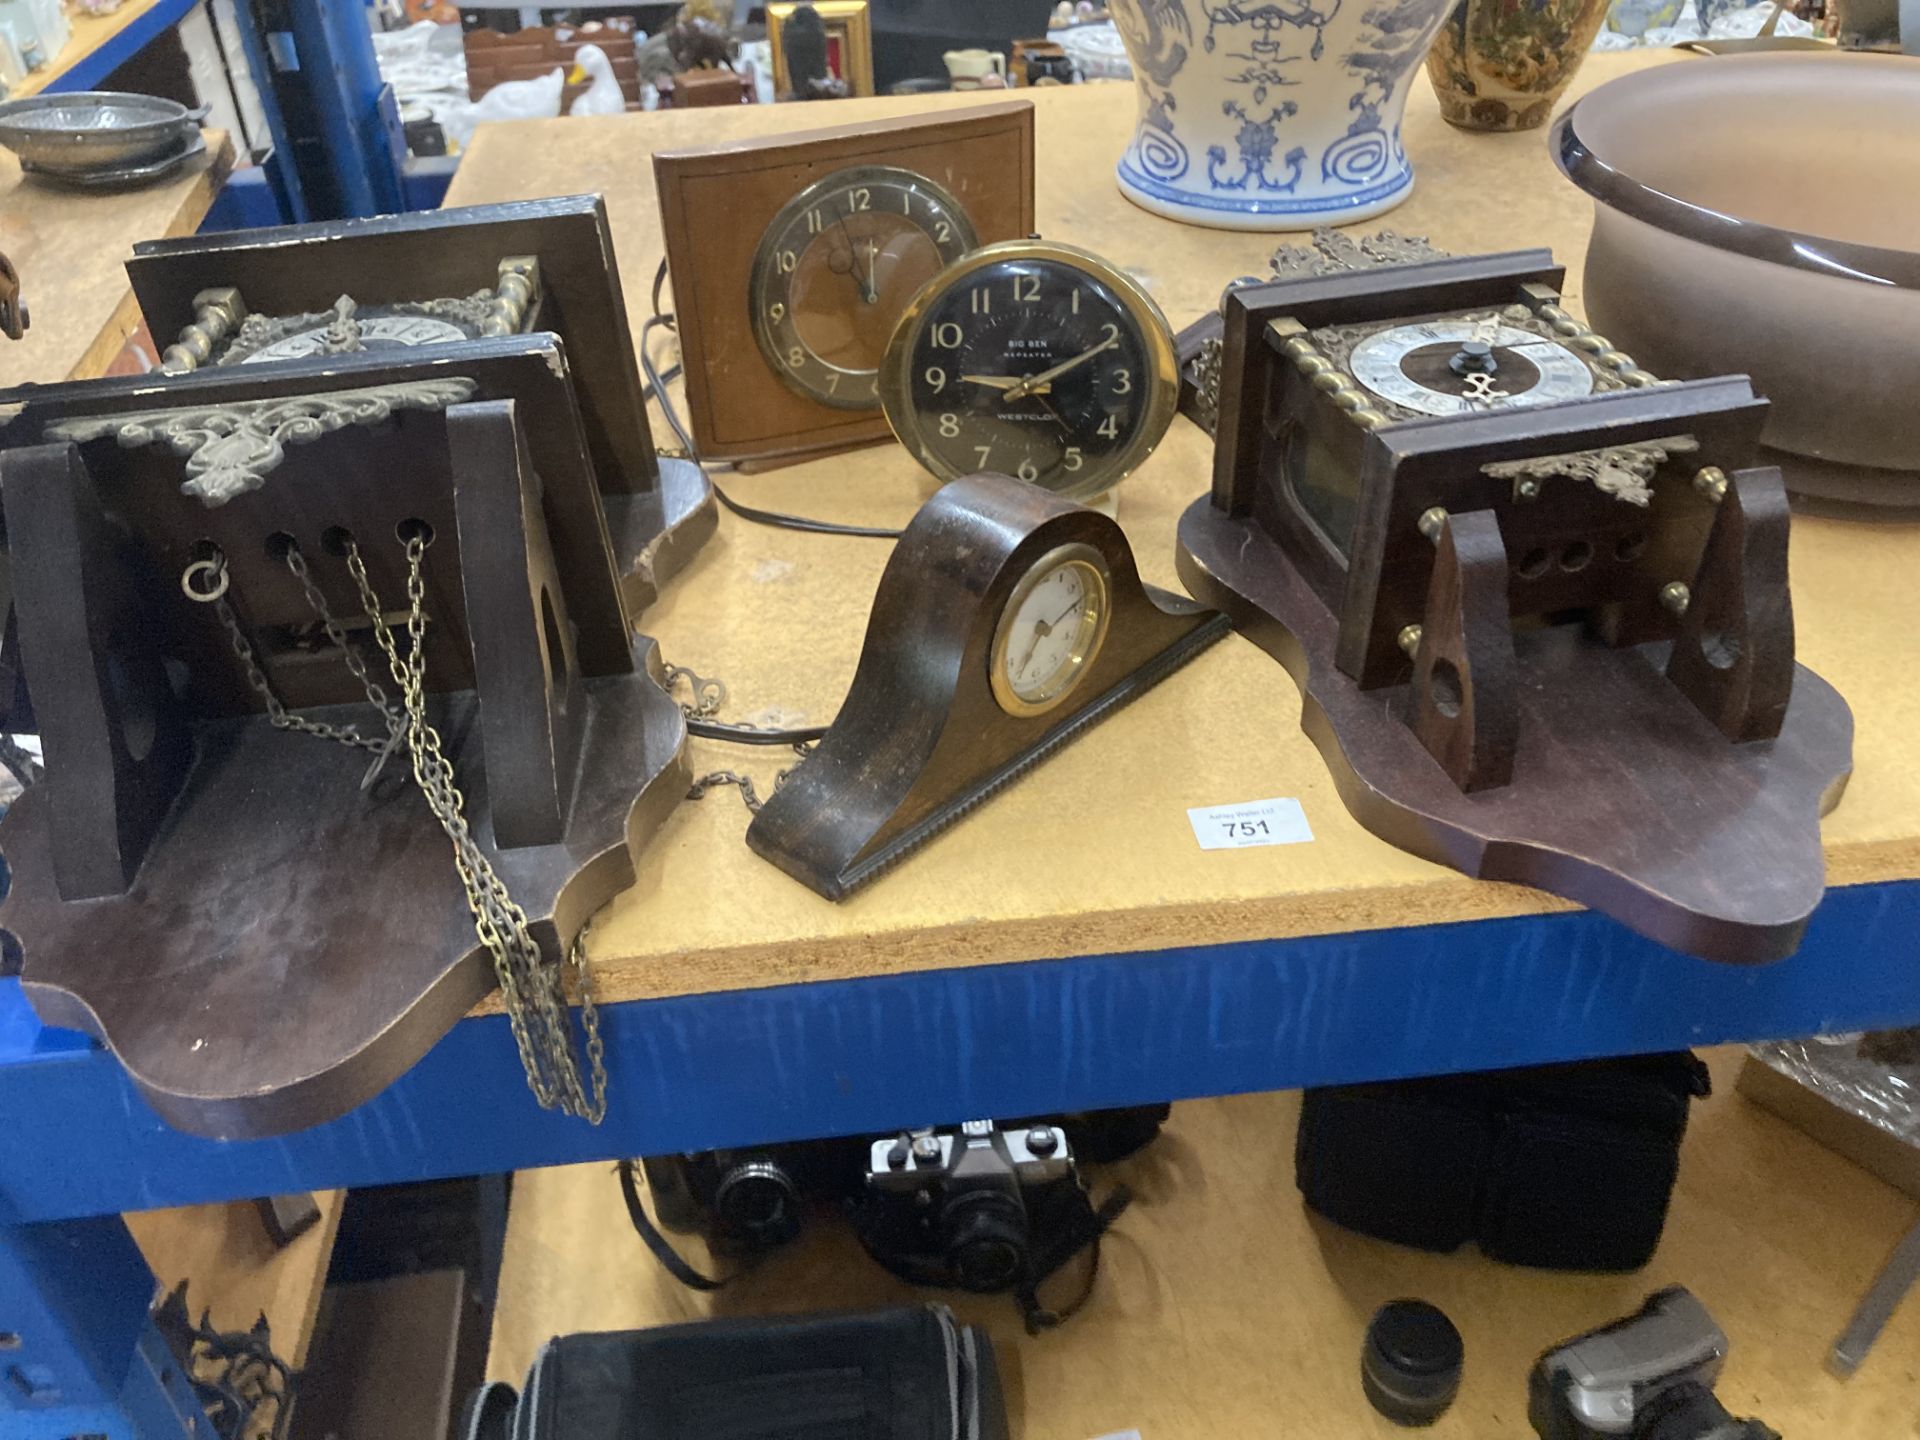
[184,539,606,1121]
[668,657,814,816]
[346,533,607,1124]
[281,546,408,768]
[190,555,396,759]
[687,769,763,812]
[661,663,726,720]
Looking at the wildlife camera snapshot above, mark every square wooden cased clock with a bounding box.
[654,99,1036,465]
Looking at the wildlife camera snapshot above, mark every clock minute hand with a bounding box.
[1004,336,1119,401]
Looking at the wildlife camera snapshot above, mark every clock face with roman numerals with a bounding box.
[1347,318,1598,416]
[748,164,978,411]
[879,240,1179,501]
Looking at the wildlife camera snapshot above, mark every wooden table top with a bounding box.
[448,53,1920,1008]
[0,129,233,391]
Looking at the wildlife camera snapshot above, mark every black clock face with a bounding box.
[884,251,1174,498]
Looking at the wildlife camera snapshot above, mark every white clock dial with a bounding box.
[1347,320,1596,417]
[989,546,1112,717]
[241,314,471,364]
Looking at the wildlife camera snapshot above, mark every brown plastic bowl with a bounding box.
[1552,54,1920,505]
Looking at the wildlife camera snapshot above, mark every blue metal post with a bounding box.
[283,0,404,217]
[224,0,407,221]
[223,0,308,223]
[0,1216,203,1440]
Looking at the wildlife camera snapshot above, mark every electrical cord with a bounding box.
[688,716,831,745]
[642,261,866,748]
[642,260,904,540]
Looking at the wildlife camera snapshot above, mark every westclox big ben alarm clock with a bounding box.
[655,101,1036,464]
[1175,244,1854,964]
[879,239,1179,502]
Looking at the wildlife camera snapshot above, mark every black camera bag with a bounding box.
[1295,1052,1711,1271]
[461,1305,1007,1440]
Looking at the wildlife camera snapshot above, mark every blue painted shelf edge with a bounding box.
[4,876,1918,1225]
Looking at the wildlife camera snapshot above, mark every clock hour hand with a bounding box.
[832,211,873,297]
[1004,335,1119,400]
[1014,617,1053,675]
[962,373,1057,399]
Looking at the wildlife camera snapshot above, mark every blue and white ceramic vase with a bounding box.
[1108,0,1456,230]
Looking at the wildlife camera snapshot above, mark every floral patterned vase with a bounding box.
[1424,0,1613,133]
[1107,0,1457,231]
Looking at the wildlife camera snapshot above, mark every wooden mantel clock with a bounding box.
[1175,248,1853,963]
[655,100,1036,465]
[749,471,1226,899]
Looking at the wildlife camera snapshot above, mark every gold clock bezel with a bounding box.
[879,238,1180,500]
[988,542,1113,717]
[747,163,978,412]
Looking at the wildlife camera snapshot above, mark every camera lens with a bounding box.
[939,1189,1029,1292]
[1637,1381,1779,1440]
[713,1159,802,1248]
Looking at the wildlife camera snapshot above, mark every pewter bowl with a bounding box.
[0,91,207,175]
[1552,53,1920,510]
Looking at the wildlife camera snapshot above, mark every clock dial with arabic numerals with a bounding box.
[990,543,1112,715]
[749,164,978,411]
[881,240,1178,500]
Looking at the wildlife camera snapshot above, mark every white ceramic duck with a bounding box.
[567,44,626,117]
[443,66,564,150]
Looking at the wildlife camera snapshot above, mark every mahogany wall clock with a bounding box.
[654,100,1036,465]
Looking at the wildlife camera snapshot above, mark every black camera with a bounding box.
[853,1120,1089,1293]
[1529,1288,1780,1440]
[640,1138,861,1256]
[635,1106,1166,1308]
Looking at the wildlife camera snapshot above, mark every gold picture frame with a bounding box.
[767,1,876,99]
